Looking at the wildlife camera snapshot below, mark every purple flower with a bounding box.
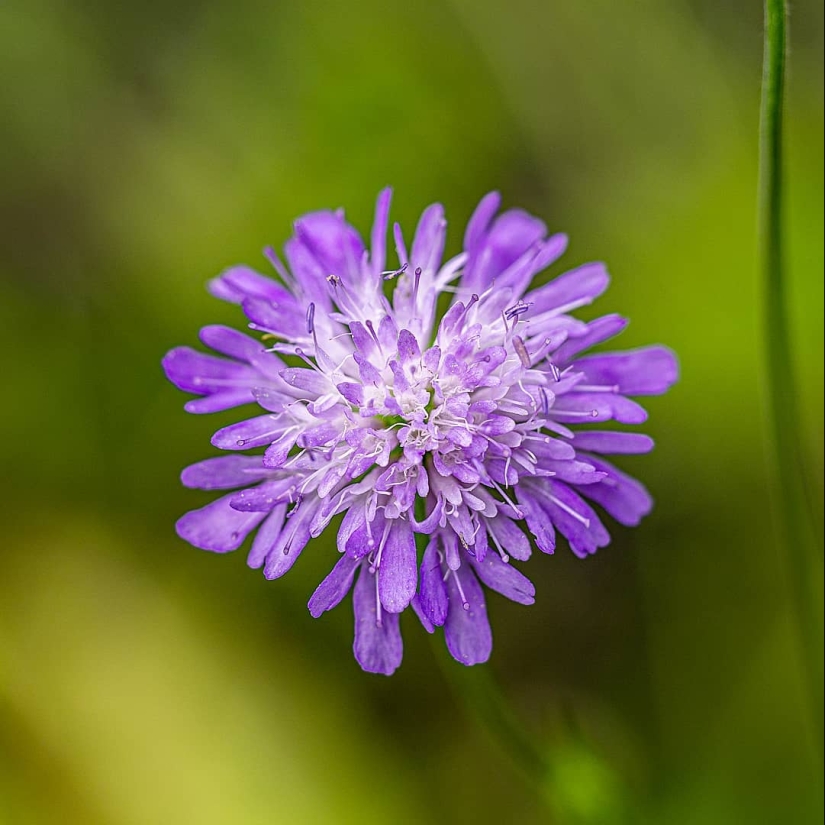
[163,190,678,675]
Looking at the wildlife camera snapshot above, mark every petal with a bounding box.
[486,515,532,561]
[370,187,392,277]
[308,554,361,618]
[176,493,266,553]
[515,487,556,554]
[208,265,290,305]
[444,566,492,666]
[526,480,611,558]
[551,392,648,424]
[262,500,318,579]
[181,456,272,490]
[211,414,286,450]
[411,203,446,273]
[378,519,417,613]
[575,346,679,396]
[579,456,654,527]
[461,208,546,293]
[569,431,654,454]
[554,314,628,364]
[418,537,448,627]
[162,347,255,395]
[469,553,535,606]
[353,566,403,675]
[247,505,287,568]
[183,389,255,414]
[526,262,609,314]
[463,191,501,255]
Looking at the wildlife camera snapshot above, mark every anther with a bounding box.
[513,336,531,368]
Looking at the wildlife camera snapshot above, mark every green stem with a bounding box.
[433,646,550,787]
[759,0,824,758]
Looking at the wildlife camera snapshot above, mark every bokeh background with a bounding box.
[1,1,822,823]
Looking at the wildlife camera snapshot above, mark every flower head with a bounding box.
[163,190,678,674]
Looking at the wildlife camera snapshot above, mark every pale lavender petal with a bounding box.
[353,565,403,675]
[411,203,446,272]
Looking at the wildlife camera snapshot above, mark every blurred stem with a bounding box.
[759,0,824,758]
[433,647,550,788]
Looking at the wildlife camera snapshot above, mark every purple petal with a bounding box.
[208,265,290,305]
[411,595,434,633]
[183,389,257,414]
[378,519,417,613]
[353,566,403,675]
[461,209,546,293]
[515,487,556,554]
[554,314,628,364]
[527,480,611,558]
[444,566,492,666]
[176,493,266,552]
[570,431,654,454]
[162,347,255,396]
[579,456,654,527]
[551,392,648,425]
[308,554,361,618]
[486,516,532,561]
[411,203,446,272]
[262,500,318,579]
[463,191,501,255]
[247,506,287,568]
[229,481,290,512]
[199,325,263,362]
[527,262,609,315]
[418,537,448,627]
[294,211,365,286]
[397,328,421,364]
[211,414,285,450]
[181,456,271,490]
[370,187,392,277]
[575,346,679,396]
[469,553,535,606]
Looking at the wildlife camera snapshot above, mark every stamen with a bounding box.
[452,570,470,611]
[574,384,620,393]
[306,302,315,335]
[513,336,531,368]
[411,267,422,313]
[374,570,383,628]
[550,409,600,419]
[382,262,408,281]
[549,494,591,528]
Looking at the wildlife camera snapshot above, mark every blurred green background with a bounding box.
[1,1,822,823]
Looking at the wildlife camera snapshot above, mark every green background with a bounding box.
[1,1,822,823]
